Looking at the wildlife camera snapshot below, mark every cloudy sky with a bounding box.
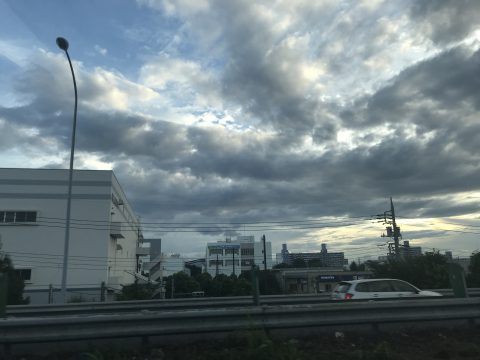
[1,0,480,261]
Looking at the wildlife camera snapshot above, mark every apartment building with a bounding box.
[205,236,272,277]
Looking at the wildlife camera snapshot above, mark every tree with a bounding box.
[194,272,213,292]
[367,252,450,289]
[186,264,202,277]
[349,261,358,271]
[164,271,200,297]
[273,262,291,269]
[116,280,156,300]
[292,257,307,268]
[0,255,29,305]
[258,270,282,294]
[467,252,480,287]
[308,259,323,267]
[240,269,282,295]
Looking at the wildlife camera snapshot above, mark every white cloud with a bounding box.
[139,54,223,110]
[94,44,108,56]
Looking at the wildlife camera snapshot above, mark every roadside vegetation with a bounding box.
[10,327,480,359]
[0,254,29,305]
[117,251,480,301]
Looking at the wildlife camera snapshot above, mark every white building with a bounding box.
[0,168,143,304]
[143,253,190,280]
[205,236,273,277]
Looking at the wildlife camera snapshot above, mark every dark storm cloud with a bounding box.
[410,0,480,44]
[345,46,480,129]
[326,46,480,215]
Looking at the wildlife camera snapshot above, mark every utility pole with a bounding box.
[262,234,267,271]
[215,253,219,276]
[390,197,401,260]
[232,248,235,276]
[375,197,402,260]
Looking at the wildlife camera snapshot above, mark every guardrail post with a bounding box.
[251,265,260,306]
[0,272,7,318]
[101,281,106,302]
[448,263,468,298]
[48,284,53,304]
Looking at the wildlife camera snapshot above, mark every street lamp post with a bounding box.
[56,37,78,303]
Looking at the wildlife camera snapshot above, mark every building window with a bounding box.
[241,248,254,256]
[241,259,253,266]
[0,211,37,224]
[209,260,223,267]
[225,248,239,255]
[225,260,239,266]
[209,248,223,256]
[15,269,32,282]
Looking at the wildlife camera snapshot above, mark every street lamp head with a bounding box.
[56,37,69,51]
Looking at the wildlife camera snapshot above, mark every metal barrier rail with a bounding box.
[6,293,331,317]
[2,297,480,356]
[6,288,480,318]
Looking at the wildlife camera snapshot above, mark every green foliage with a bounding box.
[308,259,324,267]
[366,252,450,289]
[292,257,307,268]
[208,274,235,296]
[118,268,281,300]
[258,270,282,295]
[239,269,282,295]
[116,280,156,301]
[165,271,201,297]
[272,262,291,269]
[0,255,29,305]
[467,252,480,287]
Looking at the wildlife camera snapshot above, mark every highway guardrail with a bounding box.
[1,297,480,356]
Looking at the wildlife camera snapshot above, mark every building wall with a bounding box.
[276,268,372,294]
[205,237,273,277]
[285,252,347,268]
[206,241,241,276]
[0,168,140,303]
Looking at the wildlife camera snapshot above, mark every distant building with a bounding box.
[141,239,190,280]
[275,267,372,293]
[280,243,347,268]
[205,236,272,276]
[378,241,422,261]
[399,241,422,257]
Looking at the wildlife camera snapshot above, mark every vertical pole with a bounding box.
[251,265,260,306]
[0,273,7,318]
[100,281,106,302]
[48,284,53,304]
[232,249,235,276]
[262,234,267,271]
[390,197,400,260]
[215,253,219,276]
[59,45,78,304]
